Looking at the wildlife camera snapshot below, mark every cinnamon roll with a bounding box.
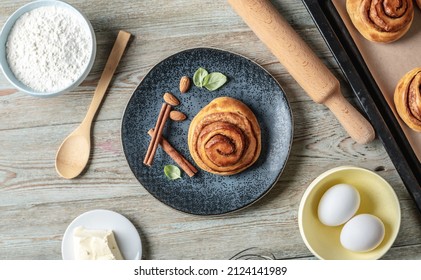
[346,0,414,43]
[417,0,421,10]
[188,97,261,175]
[394,67,421,132]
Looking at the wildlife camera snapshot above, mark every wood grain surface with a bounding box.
[1,0,420,260]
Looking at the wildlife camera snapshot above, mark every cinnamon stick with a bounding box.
[143,103,171,166]
[148,129,198,177]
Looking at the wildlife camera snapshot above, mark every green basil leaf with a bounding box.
[193,67,208,88]
[164,165,181,180]
[203,72,227,91]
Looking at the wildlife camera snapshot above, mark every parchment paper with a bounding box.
[333,1,421,162]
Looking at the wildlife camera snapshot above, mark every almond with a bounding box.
[163,92,180,106]
[179,76,191,93]
[170,110,187,122]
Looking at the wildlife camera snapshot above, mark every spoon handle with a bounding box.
[83,30,131,127]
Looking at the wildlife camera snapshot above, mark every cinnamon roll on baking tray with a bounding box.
[346,0,414,43]
[394,68,421,132]
[188,97,261,176]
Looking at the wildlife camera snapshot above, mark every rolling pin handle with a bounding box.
[324,91,375,144]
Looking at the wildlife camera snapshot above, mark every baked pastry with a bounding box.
[417,0,421,10]
[394,67,421,132]
[188,97,261,175]
[346,0,414,43]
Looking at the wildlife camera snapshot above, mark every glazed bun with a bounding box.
[394,67,421,132]
[188,97,261,175]
[346,0,414,43]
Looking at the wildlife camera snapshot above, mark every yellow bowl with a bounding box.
[298,166,400,260]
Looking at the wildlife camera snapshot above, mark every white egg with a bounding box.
[317,183,360,226]
[340,214,385,252]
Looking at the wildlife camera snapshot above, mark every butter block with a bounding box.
[73,226,124,260]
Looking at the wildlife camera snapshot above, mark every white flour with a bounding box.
[6,6,91,93]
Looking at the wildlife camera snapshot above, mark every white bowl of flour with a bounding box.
[0,0,96,97]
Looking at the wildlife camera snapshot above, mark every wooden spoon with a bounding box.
[55,30,131,179]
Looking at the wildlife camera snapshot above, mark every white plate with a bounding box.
[61,209,142,260]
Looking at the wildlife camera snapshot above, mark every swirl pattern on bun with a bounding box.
[188,97,261,175]
[346,0,414,43]
[394,67,421,132]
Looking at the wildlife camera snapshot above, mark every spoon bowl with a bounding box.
[55,132,91,179]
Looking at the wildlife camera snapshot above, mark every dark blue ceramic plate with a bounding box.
[121,48,293,215]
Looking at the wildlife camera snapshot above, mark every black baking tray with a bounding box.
[301,0,421,213]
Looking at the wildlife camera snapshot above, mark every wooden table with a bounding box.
[1,0,420,260]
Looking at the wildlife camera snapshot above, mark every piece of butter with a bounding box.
[73,226,124,260]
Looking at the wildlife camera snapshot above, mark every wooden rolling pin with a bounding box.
[227,0,375,144]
